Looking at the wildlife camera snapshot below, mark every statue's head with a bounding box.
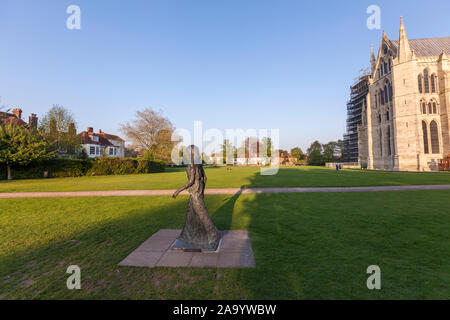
[186,145,202,165]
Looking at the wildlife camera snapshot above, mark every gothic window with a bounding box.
[388,83,393,101]
[428,103,432,114]
[422,102,427,114]
[431,74,436,93]
[387,126,391,155]
[378,113,382,124]
[379,129,383,156]
[384,85,388,103]
[386,110,390,121]
[432,102,437,114]
[388,59,392,72]
[422,121,429,154]
[380,89,385,105]
[384,62,388,74]
[424,69,430,93]
[430,121,439,154]
[418,75,423,93]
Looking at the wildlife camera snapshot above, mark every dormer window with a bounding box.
[92,135,99,142]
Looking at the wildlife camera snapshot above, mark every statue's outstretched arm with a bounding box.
[172,167,195,198]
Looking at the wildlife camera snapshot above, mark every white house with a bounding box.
[79,127,125,158]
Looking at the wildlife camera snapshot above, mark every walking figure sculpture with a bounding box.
[172,145,221,251]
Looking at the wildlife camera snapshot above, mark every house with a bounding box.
[0,108,38,130]
[79,127,125,158]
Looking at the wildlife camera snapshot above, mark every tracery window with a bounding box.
[418,74,423,93]
[422,121,429,154]
[424,69,430,93]
[430,121,439,154]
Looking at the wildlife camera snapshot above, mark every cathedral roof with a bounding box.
[391,37,450,57]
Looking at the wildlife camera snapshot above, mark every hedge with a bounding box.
[86,158,165,176]
[0,157,165,180]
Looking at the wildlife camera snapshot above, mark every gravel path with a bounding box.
[1,184,450,198]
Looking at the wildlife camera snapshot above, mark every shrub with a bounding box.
[87,157,165,176]
[0,159,89,180]
[1,157,165,180]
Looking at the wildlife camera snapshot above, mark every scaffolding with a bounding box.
[343,72,370,163]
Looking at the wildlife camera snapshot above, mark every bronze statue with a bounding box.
[172,145,221,251]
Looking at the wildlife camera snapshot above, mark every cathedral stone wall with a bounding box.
[358,17,450,171]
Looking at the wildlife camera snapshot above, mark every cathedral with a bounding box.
[358,17,450,171]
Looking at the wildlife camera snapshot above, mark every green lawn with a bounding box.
[1,190,449,299]
[1,166,450,193]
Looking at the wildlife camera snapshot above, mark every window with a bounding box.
[378,113,382,124]
[379,130,383,156]
[424,69,430,93]
[430,121,439,154]
[384,62,388,74]
[96,146,100,155]
[388,83,393,101]
[428,103,432,114]
[90,146,95,155]
[114,148,117,156]
[384,85,388,103]
[109,148,114,156]
[380,90,385,105]
[386,110,390,121]
[422,121,429,154]
[92,135,99,142]
[388,59,392,72]
[432,102,437,114]
[422,102,426,114]
[387,126,391,156]
[418,75,423,93]
[431,74,436,93]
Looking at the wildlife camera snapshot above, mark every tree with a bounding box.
[260,137,272,158]
[0,123,53,180]
[290,147,305,161]
[322,141,337,162]
[120,108,176,163]
[307,141,324,166]
[322,139,345,162]
[220,139,234,164]
[39,105,80,155]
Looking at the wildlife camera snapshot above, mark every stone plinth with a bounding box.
[118,229,255,268]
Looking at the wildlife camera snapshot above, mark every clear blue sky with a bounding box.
[1,0,449,151]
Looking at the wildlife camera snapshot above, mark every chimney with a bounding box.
[28,114,38,130]
[87,127,93,133]
[98,129,103,134]
[12,108,22,119]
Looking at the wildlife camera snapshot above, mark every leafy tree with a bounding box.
[120,108,176,163]
[307,141,324,166]
[39,105,80,155]
[323,139,345,162]
[290,147,305,161]
[0,123,53,180]
[260,137,272,158]
[220,139,234,164]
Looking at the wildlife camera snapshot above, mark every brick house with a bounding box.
[0,108,38,129]
[79,127,125,158]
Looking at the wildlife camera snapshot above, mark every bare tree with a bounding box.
[119,108,176,163]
